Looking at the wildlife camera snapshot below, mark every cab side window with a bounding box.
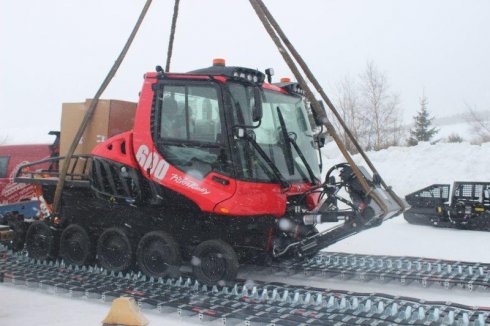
[0,156,9,178]
[159,85,222,143]
[154,83,231,178]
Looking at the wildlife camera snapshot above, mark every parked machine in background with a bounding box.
[405,181,490,231]
[0,132,59,246]
[0,132,59,215]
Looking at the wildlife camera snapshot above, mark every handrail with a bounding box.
[14,155,92,183]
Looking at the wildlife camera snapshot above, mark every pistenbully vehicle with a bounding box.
[7,60,403,284]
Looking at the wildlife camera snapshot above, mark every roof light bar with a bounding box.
[273,80,306,96]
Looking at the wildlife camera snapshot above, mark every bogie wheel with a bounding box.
[97,227,133,272]
[192,239,239,284]
[59,224,93,266]
[3,213,26,251]
[25,221,58,260]
[136,231,181,278]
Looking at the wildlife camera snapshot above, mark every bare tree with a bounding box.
[333,76,365,153]
[359,61,402,150]
[333,62,403,152]
[465,103,490,143]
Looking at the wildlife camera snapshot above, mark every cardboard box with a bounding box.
[60,99,137,156]
[60,99,137,174]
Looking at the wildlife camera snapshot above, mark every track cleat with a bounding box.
[230,284,239,296]
[350,297,358,310]
[364,299,372,313]
[389,302,398,317]
[313,293,323,306]
[192,280,200,291]
[445,310,455,324]
[291,291,300,305]
[430,307,440,322]
[270,288,279,302]
[260,288,269,302]
[376,301,385,314]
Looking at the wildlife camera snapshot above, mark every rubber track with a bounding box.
[270,252,490,292]
[1,251,489,325]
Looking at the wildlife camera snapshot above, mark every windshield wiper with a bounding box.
[289,136,320,184]
[276,107,319,185]
[231,94,290,189]
[276,107,295,176]
[242,132,290,189]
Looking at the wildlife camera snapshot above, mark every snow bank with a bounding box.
[321,141,490,196]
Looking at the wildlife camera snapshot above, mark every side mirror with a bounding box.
[310,104,322,127]
[310,100,327,127]
[252,87,263,122]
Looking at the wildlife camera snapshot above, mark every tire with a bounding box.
[192,239,239,284]
[136,231,181,278]
[97,227,133,272]
[25,221,57,260]
[59,224,93,266]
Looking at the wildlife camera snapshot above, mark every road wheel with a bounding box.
[59,224,93,266]
[192,239,239,284]
[97,227,133,272]
[25,221,57,260]
[137,231,181,278]
[3,213,26,251]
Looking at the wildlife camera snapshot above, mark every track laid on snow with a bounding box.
[1,248,489,326]
[270,252,490,292]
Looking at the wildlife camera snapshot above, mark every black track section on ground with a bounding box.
[1,248,489,325]
[266,252,490,292]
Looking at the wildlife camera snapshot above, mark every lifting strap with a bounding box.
[52,0,153,214]
[165,0,181,72]
[249,0,405,214]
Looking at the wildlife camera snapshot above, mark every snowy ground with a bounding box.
[1,142,490,325]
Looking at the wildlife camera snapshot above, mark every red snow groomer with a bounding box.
[12,60,403,284]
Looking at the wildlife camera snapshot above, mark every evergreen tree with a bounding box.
[407,94,438,145]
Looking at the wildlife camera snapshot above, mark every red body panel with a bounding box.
[215,181,286,217]
[0,144,50,205]
[92,132,138,169]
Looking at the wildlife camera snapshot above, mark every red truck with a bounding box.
[0,132,59,218]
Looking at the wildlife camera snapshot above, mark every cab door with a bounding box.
[148,80,237,213]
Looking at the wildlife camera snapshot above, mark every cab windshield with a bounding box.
[229,83,321,183]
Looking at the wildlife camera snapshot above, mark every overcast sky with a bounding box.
[1,0,489,143]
